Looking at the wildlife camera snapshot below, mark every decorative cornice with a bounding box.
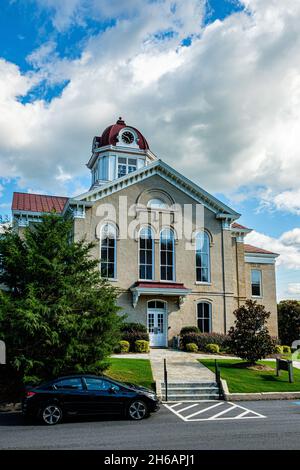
[245,253,279,265]
[86,146,158,169]
[74,160,240,219]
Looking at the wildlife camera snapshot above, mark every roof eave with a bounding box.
[75,160,240,219]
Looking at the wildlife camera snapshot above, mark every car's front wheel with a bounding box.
[40,404,63,425]
[128,400,148,420]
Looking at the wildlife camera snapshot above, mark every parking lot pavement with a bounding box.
[164,400,265,422]
[1,401,300,450]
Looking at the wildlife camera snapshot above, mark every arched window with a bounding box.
[197,302,211,333]
[147,198,168,209]
[195,231,210,283]
[139,226,154,280]
[100,223,116,279]
[160,228,175,281]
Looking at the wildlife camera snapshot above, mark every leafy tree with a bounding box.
[228,300,275,365]
[0,214,123,397]
[278,300,300,346]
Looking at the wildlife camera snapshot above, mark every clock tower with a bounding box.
[86,117,157,188]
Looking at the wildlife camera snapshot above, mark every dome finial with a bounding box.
[117,116,125,125]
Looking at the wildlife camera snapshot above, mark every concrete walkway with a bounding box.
[149,348,215,385]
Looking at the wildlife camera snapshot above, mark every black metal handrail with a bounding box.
[215,359,222,399]
[164,358,168,401]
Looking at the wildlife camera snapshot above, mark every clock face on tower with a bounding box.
[121,131,134,144]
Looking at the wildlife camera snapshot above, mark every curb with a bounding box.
[220,379,300,401]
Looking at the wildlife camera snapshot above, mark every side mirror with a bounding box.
[109,386,117,394]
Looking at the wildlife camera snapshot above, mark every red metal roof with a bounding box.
[231,222,250,230]
[12,192,68,214]
[135,282,189,290]
[97,117,149,150]
[244,244,278,255]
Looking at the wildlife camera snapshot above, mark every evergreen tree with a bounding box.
[0,214,123,395]
[228,300,275,365]
[278,300,300,346]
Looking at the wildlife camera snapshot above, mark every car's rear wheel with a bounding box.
[40,404,63,425]
[128,400,148,420]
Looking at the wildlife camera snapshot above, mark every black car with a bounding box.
[22,375,160,425]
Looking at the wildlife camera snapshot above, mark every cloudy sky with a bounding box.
[0,0,299,300]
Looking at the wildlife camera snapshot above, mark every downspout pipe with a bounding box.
[221,225,227,334]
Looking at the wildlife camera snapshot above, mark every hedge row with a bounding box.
[180,332,229,351]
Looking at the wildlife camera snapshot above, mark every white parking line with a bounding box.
[177,403,199,414]
[208,404,237,420]
[185,402,223,419]
[164,401,266,422]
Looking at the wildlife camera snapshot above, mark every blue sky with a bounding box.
[0,0,299,300]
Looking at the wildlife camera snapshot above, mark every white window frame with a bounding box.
[139,226,155,281]
[100,223,117,280]
[147,198,168,210]
[117,156,137,178]
[196,301,212,333]
[159,228,175,282]
[195,231,211,284]
[251,269,262,298]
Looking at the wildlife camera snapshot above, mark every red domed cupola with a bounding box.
[88,117,156,189]
[97,117,149,150]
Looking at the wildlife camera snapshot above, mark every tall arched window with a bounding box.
[139,226,154,280]
[160,228,175,281]
[195,231,210,283]
[197,302,211,333]
[100,223,116,279]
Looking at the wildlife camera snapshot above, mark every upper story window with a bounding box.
[251,269,262,297]
[139,227,154,280]
[195,231,210,283]
[197,302,211,333]
[117,157,137,178]
[160,228,175,281]
[147,198,168,210]
[100,223,117,279]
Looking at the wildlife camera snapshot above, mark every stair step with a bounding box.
[161,385,218,389]
[161,382,217,388]
[161,388,219,394]
[164,394,220,401]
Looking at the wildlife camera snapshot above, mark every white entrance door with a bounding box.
[147,303,167,347]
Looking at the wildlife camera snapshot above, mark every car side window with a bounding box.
[85,378,119,392]
[53,378,83,391]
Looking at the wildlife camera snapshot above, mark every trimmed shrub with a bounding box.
[119,340,130,353]
[186,343,198,353]
[135,340,150,353]
[121,331,149,350]
[180,326,200,335]
[180,332,229,351]
[274,345,283,354]
[228,300,276,364]
[121,322,147,333]
[206,343,220,354]
[282,345,291,354]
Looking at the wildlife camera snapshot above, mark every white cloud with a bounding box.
[259,189,300,215]
[1,0,300,206]
[287,283,300,295]
[245,229,300,270]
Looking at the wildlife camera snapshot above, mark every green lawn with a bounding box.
[200,359,300,393]
[106,358,155,390]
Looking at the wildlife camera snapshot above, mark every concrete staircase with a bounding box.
[161,381,221,401]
